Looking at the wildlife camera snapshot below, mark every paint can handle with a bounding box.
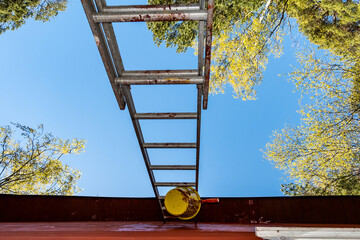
[201,198,219,204]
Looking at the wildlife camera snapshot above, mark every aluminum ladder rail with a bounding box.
[81,0,214,221]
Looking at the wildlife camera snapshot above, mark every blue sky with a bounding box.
[1,1,303,197]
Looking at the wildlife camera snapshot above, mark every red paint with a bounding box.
[201,198,220,204]
[1,222,360,240]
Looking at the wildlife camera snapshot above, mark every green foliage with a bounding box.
[288,0,360,57]
[148,0,288,99]
[264,49,360,196]
[210,1,287,99]
[148,0,360,195]
[0,0,67,34]
[147,0,263,53]
[0,123,84,195]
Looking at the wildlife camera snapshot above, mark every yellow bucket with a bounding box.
[164,187,201,220]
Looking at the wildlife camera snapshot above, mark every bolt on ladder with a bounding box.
[81,0,214,221]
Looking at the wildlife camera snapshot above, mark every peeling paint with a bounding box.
[94,35,100,47]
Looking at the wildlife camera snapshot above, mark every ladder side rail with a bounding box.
[195,85,202,191]
[203,0,214,109]
[95,3,128,110]
[198,0,205,77]
[195,0,205,191]
[94,0,124,74]
[121,85,164,221]
[94,0,164,221]
[81,0,126,110]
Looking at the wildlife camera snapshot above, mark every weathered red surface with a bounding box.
[0,222,260,239]
[198,197,360,224]
[2,222,360,240]
[1,194,360,224]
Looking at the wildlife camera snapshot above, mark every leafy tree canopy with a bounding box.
[288,0,360,58]
[0,123,84,195]
[148,0,360,195]
[264,48,360,196]
[147,0,264,53]
[148,0,360,99]
[0,0,67,34]
[148,0,288,100]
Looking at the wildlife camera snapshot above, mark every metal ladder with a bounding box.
[81,0,214,221]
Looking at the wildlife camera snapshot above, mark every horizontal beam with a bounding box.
[155,182,196,187]
[116,76,204,85]
[143,143,197,148]
[150,165,196,170]
[102,4,200,13]
[134,112,197,119]
[121,69,198,77]
[93,10,207,23]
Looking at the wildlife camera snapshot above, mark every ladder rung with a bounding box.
[93,10,207,23]
[155,182,196,187]
[151,165,196,170]
[134,112,197,119]
[143,143,196,148]
[103,4,200,13]
[121,69,198,77]
[115,76,204,85]
[158,196,165,200]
